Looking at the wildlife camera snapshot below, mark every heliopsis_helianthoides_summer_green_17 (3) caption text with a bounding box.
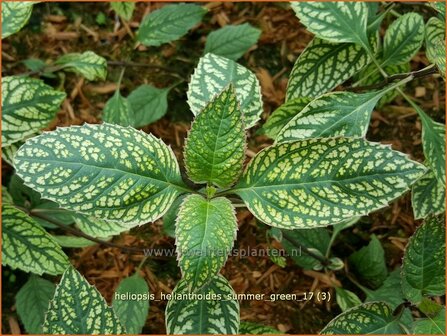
[1,1,446,335]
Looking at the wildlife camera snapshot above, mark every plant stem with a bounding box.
[281,231,330,266]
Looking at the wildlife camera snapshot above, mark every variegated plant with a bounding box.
[2,1,445,335]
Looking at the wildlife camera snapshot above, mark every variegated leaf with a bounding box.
[165,274,240,334]
[188,53,263,128]
[2,204,70,275]
[426,17,446,79]
[2,139,26,165]
[290,2,370,46]
[262,97,311,140]
[43,267,125,334]
[14,123,188,226]
[204,23,261,60]
[235,138,426,229]
[111,2,135,21]
[412,170,446,219]
[103,89,134,126]
[429,2,446,21]
[73,214,129,238]
[335,287,362,312]
[286,38,369,100]
[401,215,446,304]
[239,321,283,335]
[382,13,425,66]
[184,86,245,187]
[2,76,66,147]
[320,302,404,334]
[137,3,207,46]
[55,51,107,81]
[2,2,34,39]
[176,195,237,290]
[276,81,408,143]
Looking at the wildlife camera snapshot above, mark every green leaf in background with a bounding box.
[176,195,237,290]
[2,204,70,275]
[417,107,446,186]
[429,2,446,21]
[184,85,245,187]
[364,269,405,310]
[162,195,185,238]
[2,76,66,147]
[382,13,425,66]
[277,227,330,270]
[1,2,35,39]
[349,235,388,289]
[401,215,446,304]
[320,302,404,334]
[412,170,446,219]
[111,2,135,21]
[2,188,14,205]
[413,308,446,335]
[204,23,261,60]
[2,139,25,166]
[165,274,240,334]
[127,84,169,128]
[16,275,56,334]
[235,138,426,229]
[262,97,311,140]
[14,123,187,226]
[426,17,446,80]
[335,287,362,312]
[137,3,207,46]
[52,235,97,248]
[74,214,129,239]
[188,53,263,128]
[355,62,411,107]
[239,321,283,334]
[276,81,408,143]
[22,58,47,72]
[103,89,134,126]
[112,274,149,334]
[286,39,369,100]
[418,297,444,316]
[43,267,125,334]
[55,51,107,81]
[290,2,370,46]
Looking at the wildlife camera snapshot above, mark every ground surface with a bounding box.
[1,2,445,334]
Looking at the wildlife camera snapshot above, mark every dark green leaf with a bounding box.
[128,85,169,128]
[103,89,134,126]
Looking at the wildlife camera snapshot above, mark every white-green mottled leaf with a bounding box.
[165,274,240,334]
[239,321,283,334]
[290,2,369,46]
[176,195,237,290]
[52,235,97,248]
[235,138,426,229]
[112,274,149,334]
[364,269,405,310]
[335,288,362,312]
[349,235,388,289]
[2,76,66,147]
[262,97,311,140]
[103,89,134,126]
[413,308,446,335]
[55,51,107,81]
[2,139,26,165]
[188,53,263,128]
[2,2,34,39]
[412,169,446,219]
[2,188,14,205]
[320,302,404,334]
[16,275,55,334]
[73,214,129,239]
[426,17,446,80]
[417,106,446,186]
[127,84,169,128]
[286,38,369,100]
[137,3,207,46]
[111,2,135,21]
[401,216,446,304]
[277,81,408,143]
[429,2,446,21]
[14,123,187,226]
[204,23,261,60]
[382,13,425,66]
[43,267,125,334]
[184,86,245,187]
[2,204,70,275]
